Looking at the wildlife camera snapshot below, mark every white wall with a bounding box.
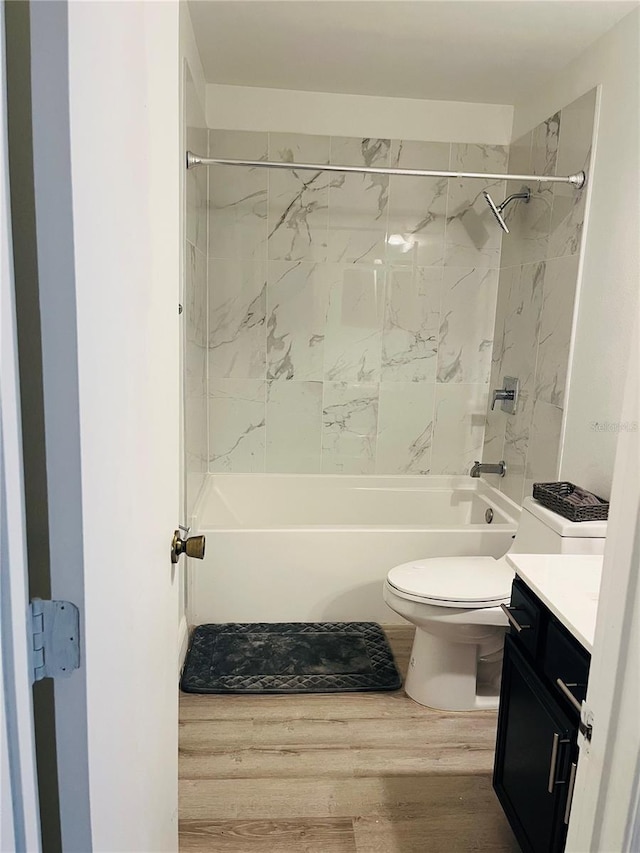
[181,5,208,517]
[180,2,206,118]
[511,8,640,499]
[206,83,513,144]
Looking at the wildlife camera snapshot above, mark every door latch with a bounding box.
[171,529,206,563]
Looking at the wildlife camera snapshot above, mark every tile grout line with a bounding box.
[425,142,452,473]
[262,133,270,473]
[318,134,337,475]
[371,136,394,475]
[206,128,212,475]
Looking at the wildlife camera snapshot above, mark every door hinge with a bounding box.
[30,599,80,683]
[579,702,594,743]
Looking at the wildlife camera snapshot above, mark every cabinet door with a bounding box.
[494,636,574,853]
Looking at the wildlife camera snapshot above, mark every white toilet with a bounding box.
[383,497,607,711]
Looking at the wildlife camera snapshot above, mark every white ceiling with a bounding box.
[188,0,637,104]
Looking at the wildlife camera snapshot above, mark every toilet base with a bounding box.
[404,627,502,711]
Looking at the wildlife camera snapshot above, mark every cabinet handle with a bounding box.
[564,762,578,825]
[556,679,583,714]
[547,731,571,794]
[500,603,531,632]
[548,732,560,793]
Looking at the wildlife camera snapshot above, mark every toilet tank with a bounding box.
[510,497,607,556]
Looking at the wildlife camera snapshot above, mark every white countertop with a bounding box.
[505,554,603,653]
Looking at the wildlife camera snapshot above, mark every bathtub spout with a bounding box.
[470,460,507,478]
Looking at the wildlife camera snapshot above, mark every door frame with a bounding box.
[25,2,92,846]
[0,1,41,847]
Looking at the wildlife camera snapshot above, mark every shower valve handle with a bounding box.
[491,389,515,410]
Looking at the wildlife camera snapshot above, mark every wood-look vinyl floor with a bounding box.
[179,626,519,852]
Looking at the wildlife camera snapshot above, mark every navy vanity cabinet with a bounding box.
[494,636,576,852]
[493,578,587,853]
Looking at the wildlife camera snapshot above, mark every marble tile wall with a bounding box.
[482,89,597,505]
[184,84,209,515]
[207,129,508,474]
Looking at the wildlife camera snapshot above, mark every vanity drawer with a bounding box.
[503,578,542,658]
[543,619,590,712]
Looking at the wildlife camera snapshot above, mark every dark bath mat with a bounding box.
[180,622,402,694]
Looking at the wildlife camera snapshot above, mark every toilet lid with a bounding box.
[387,556,514,607]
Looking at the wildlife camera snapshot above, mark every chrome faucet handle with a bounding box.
[491,389,515,410]
[492,376,519,414]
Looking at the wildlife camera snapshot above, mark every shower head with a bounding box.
[483,186,531,235]
[483,191,510,233]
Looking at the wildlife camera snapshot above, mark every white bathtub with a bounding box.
[187,474,520,625]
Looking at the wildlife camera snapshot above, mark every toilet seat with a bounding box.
[387,556,514,608]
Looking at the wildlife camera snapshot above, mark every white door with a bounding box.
[0,3,41,849]
[25,2,182,849]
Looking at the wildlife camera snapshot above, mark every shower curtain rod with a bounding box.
[186,151,586,189]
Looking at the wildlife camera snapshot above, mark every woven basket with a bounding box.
[532,481,609,522]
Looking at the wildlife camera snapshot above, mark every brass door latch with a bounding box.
[171,527,206,563]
